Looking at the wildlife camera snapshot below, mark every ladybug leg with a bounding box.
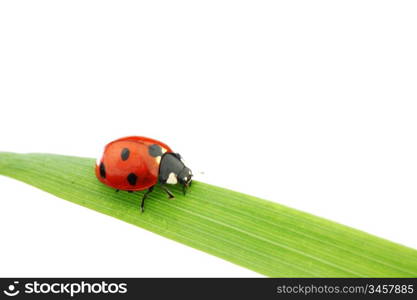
[182,180,192,195]
[160,184,175,199]
[141,186,155,213]
[115,189,120,192]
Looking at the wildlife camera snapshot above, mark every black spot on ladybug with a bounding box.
[127,173,138,185]
[99,162,106,178]
[148,144,163,157]
[121,148,130,161]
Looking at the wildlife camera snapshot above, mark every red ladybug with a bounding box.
[95,136,192,212]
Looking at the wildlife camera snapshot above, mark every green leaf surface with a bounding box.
[0,152,416,277]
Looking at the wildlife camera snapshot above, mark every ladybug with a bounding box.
[95,136,193,212]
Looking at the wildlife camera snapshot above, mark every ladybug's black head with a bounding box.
[177,166,193,187]
[159,153,193,188]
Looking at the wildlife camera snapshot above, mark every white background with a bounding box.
[0,1,416,277]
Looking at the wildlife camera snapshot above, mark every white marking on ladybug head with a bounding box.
[155,156,161,164]
[161,148,167,154]
[167,172,178,184]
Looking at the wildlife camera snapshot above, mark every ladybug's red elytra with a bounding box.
[95,136,193,212]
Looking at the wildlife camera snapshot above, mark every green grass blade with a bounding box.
[0,152,416,277]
